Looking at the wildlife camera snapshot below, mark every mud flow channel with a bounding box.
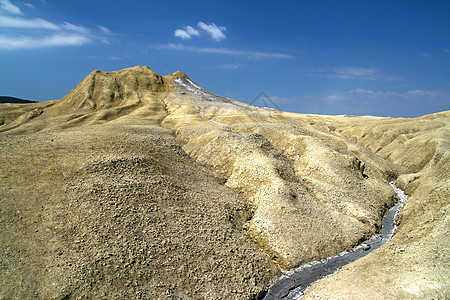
[262,181,408,299]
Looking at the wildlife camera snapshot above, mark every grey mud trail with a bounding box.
[262,181,408,300]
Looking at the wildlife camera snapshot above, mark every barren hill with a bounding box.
[1,66,448,299]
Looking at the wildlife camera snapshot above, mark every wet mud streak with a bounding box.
[263,181,408,299]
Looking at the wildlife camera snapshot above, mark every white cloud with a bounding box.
[0,15,59,29]
[350,88,376,95]
[98,25,111,34]
[0,33,90,49]
[86,53,133,60]
[332,67,378,80]
[197,22,226,41]
[405,89,443,97]
[174,21,226,41]
[326,93,347,101]
[0,0,22,15]
[22,2,35,9]
[174,29,191,40]
[0,3,111,49]
[0,16,91,33]
[310,66,378,80]
[350,88,400,97]
[217,63,245,69]
[156,43,292,59]
[62,22,89,33]
[310,66,406,82]
[174,25,200,40]
[186,25,199,36]
[350,88,443,98]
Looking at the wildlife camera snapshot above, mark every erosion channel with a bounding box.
[263,181,409,299]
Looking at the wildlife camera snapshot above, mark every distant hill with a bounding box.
[0,96,36,104]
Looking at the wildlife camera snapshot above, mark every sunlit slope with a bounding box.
[0,66,171,134]
[161,81,405,268]
[1,66,448,299]
[304,112,449,299]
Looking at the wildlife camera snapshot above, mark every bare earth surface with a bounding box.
[304,113,449,299]
[0,66,448,299]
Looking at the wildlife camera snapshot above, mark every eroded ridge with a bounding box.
[1,66,448,299]
[263,181,408,299]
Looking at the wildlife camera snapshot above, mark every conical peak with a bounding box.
[82,66,159,81]
[55,66,170,113]
[86,66,190,80]
[114,65,157,75]
[168,70,188,78]
[126,65,155,72]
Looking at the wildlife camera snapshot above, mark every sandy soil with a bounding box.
[0,124,279,299]
[1,66,448,299]
[303,113,449,299]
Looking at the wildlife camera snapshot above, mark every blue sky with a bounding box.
[0,0,449,117]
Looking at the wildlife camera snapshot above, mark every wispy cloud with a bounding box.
[217,63,245,70]
[309,66,406,82]
[0,0,22,15]
[0,34,90,49]
[405,89,443,97]
[155,43,292,59]
[174,21,226,41]
[0,0,111,49]
[197,22,226,41]
[174,25,200,40]
[325,91,348,101]
[22,2,35,9]
[61,21,89,33]
[350,88,444,98]
[350,88,377,95]
[86,53,133,60]
[0,15,59,29]
[98,25,111,34]
[332,67,378,80]
[311,66,379,80]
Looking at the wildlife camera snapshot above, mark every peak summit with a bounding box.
[54,66,170,113]
[169,70,188,78]
[119,65,156,73]
[30,65,239,123]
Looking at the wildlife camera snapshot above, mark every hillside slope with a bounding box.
[304,113,449,299]
[1,66,448,299]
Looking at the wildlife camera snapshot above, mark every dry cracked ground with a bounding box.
[0,66,448,299]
